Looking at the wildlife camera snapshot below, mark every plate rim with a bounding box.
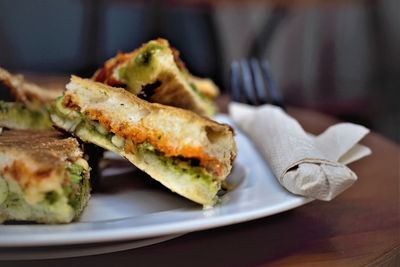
[0,197,312,247]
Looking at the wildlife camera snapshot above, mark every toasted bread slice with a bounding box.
[0,130,90,223]
[51,76,236,206]
[93,39,218,117]
[0,67,62,130]
[170,47,219,99]
[0,67,62,108]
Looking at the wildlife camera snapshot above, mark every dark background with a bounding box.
[0,0,398,142]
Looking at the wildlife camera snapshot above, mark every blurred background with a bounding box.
[0,0,398,142]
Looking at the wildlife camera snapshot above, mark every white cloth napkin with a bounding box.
[229,103,371,201]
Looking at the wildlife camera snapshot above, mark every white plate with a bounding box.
[0,115,312,256]
[0,234,183,260]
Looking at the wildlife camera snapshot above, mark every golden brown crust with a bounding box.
[169,47,219,99]
[0,67,62,107]
[0,130,82,171]
[170,47,188,73]
[72,76,220,128]
[147,71,210,115]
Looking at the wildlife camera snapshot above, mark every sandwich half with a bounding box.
[0,67,63,107]
[0,130,90,223]
[51,76,236,206]
[93,39,218,117]
[0,100,52,130]
[0,67,62,130]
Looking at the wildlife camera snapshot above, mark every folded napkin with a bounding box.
[229,103,371,201]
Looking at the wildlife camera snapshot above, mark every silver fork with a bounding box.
[229,58,284,108]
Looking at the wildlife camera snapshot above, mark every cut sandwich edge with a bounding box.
[75,121,220,206]
[51,110,221,206]
[0,130,91,224]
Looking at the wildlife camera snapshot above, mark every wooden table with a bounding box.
[2,80,399,266]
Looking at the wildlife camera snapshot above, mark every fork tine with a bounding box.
[239,59,258,105]
[249,58,268,104]
[260,60,285,108]
[230,58,284,107]
[229,61,242,103]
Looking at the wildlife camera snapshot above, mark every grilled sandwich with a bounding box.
[0,67,62,107]
[93,39,218,117]
[0,130,90,223]
[0,67,63,130]
[0,100,52,130]
[51,76,236,206]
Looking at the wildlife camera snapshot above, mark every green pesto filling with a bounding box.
[137,142,214,185]
[67,163,84,184]
[0,100,52,130]
[117,42,211,106]
[52,98,214,187]
[44,191,59,205]
[119,43,165,94]
[0,165,89,223]
[3,163,87,210]
[64,163,88,211]
[134,43,165,65]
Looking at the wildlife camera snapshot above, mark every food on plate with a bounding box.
[0,67,62,107]
[0,68,108,191]
[93,38,218,117]
[51,76,236,206]
[187,75,219,100]
[0,100,52,130]
[0,130,90,223]
[0,67,62,130]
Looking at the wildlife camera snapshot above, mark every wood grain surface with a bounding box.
[1,82,399,266]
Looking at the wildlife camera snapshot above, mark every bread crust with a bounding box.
[64,76,236,179]
[0,67,62,107]
[0,130,82,170]
[92,39,219,116]
[0,129,90,222]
